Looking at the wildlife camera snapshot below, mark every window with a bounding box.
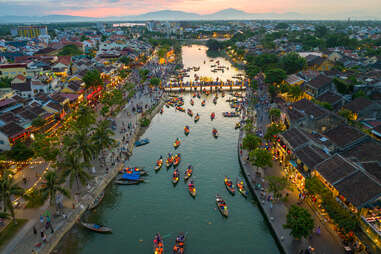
[0,140,4,144]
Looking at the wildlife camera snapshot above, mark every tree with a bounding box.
[31,116,46,128]
[275,23,289,30]
[249,148,273,172]
[83,69,103,89]
[264,123,283,141]
[64,128,97,164]
[92,120,115,153]
[281,53,306,74]
[119,56,131,65]
[266,176,291,199]
[283,205,314,239]
[150,77,161,87]
[40,171,70,210]
[339,108,356,122]
[315,25,328,38]
[73,104,96,129]
[265,68,287,84]
[242,134,261,151]
[7,142,34,161]
[0,77,12,89]
[58,44,82,56]
[269,108,281,122]
[206,39,224,51]
[334,78,353,94]
[139,69,149,83]
[287,86,303,102]
[31,134,59,163]
[0,170,24,220]
[60,152,91,192]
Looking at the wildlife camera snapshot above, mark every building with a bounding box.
[343,97,381,121]
[304,74,334,99]
[0,63,27,78]
[11,26,48,38]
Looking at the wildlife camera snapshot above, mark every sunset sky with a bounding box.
[2,0,381,18]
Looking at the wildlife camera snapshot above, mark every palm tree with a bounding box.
[92,120,116,154]
[0,170,24,220]
[40,171,70,210]
[64,128,97,164]
[60,152,91,193]
[249,148,273,173]
[73,104,96,129]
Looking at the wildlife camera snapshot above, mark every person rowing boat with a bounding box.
[210,112,215,120]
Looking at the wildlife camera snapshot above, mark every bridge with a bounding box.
[161,79,249,92]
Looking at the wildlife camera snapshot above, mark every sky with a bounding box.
[1,0,381,18]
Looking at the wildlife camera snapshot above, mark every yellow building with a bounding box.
[13,26,48,38]
[0,64,27,78]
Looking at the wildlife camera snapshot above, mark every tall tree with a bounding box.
[249,148,273,172]
[92,120,116,153]
[83,69,103,89]
[0,170,24,220]
[73,104,96,129]
[60,152,91,192]
[266,176,291,199]
[269,108,281,123]
[265,68,287,84]
[242,134,262,151]
[283,205,314,239]
[40,171,70,210]
[31,134,59,163]
[64,128,97,164]
[280,53,306,74]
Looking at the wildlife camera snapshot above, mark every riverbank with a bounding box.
[37,94,168,254]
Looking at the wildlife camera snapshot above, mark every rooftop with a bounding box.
[280,127,309,150]
[341,140,381,163]
[316,154,358,184]
[361,162,381,182]
[306,74,333,90]
[295,145,329,169]
[324,125,366,149]
[293,99,326,119]
[343,97,374,113]
[0,122,25,138]
[316,91,343,105]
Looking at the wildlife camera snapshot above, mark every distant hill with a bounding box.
[0,8,379,24]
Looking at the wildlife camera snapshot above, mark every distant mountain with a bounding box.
[0,8,379,24]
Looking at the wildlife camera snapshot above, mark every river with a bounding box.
[56,45,279,254]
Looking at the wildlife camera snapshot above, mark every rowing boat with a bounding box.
[172,169,180,184]
[216,195,228,217]
[184,126,190,136]
[173,138,181,149]
[224,177,235,195]
[188,180,196,198]
[119,167,148,176]
[88,192,104,210]
[135,138,150,147]
[153,233,164,254]
[187,109,193,117]
[154,156,163,171]
[81,222,112,233]
[166,153,173,168]
[201,100,205,107]
[236,179,248,198]
[212,128,218,138]
[173,153,181,167]
[184,165,193,181]
[173,233,186,254]
[194,114,200,123]
[190,99,194,106]
[210,112,215,120]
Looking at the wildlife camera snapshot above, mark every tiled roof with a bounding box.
[293,99,326,119]
[317,91,343,105]
[306,75,333,90]
[334,171,381,207]
[295,145,329,169]
[343,97,374,113]
[324,125,365,149]
[281,128,309,149]
[316,154,357,184]
[361,162,381,182]
[0,122,25,138]
[341,140,381,163]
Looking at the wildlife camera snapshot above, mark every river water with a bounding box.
[57,45,278,254]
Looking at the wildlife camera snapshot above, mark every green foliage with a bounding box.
[64,128,97,163]
[264,123,283,141]
[139,69,149,82]
[0,212,9,219]
[59,152,91,191]
[0,77,12,89]
[7,142,34,162]
[83,69,103,89]
[264,68,287,84]
[283,205,314,239]
[80,35,89,42]
[246,53,279,72]
[150,77,161,87]
[206,39,224,51]
[315,25,328,38]
[287,85,303,102]
[266,175,291,199]
[31,134,59,162]
[140,117,151,127]
[31,116,46,127]
[40,170,70,209]
[326,33,358,49]
[92,120,116,153]
[72,104,96,129]
[280,53,306,74]
[242,134,261,151]
[101,105,110,117]
[0,170,24,219]
[334,78,353,94]
[275,23,289,30]
[314,100,333,110]
[24,189,46,208]
[269,108,281,122]
[118,69,129,79]
[119,56,132,65]
[249,148,273,170]
[58,44,82,56]
[352,90,367,100]
[305,177,359,233]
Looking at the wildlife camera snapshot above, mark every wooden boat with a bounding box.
[114,177,144,185]
[235,122,241,129]
[192,93,196,98]
[81,222,112,233]
[172,169,180,184]
[213,97,217,104]
[173,233,186,254]
[216,195,228,217]
[119,167,147,176]
[222,112,239,118]
[188,180,196,198]
[173,138,181,149]
[166,153,173,168]
[236,179,248,198]
[160,108,164,114]
[184,165,193,181]
[135,138,150,147]
[184,126,190,136]
[154,156,163,171]
[176,106,185,112]
[173,153,181,167]
[197,93,201,99]
[212,128,218,138]
[201,100,205,107]
[187,109,193,117]
[210,112,215,120]
[153,233,164,254]
[194,114,200,123]
[224,177,235,195]
[190,99,194,106]
[88,192,104,210]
